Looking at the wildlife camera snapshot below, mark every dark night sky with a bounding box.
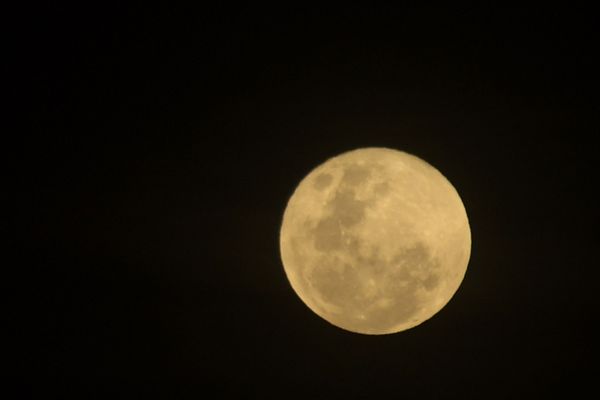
[10,4,599,398]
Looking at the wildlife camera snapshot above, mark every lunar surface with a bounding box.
[279,147,471,334]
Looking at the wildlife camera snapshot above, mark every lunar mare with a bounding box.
[279,147,471,335]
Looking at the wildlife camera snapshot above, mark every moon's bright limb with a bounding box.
[279,147,471,335]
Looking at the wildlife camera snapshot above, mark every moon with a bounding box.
[279,147,471,335]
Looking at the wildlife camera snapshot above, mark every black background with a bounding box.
[11,4,598,398]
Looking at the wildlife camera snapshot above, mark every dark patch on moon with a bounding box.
[330,190,366,227]
[373,182,390,196]
[341,164,371,186]
[313,173,333,191]
[312,184,368,251]
[421,274,439,291]
[391,242,442,292]
[313,218,343,252]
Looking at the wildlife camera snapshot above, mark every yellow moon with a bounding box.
[279,147,471,334]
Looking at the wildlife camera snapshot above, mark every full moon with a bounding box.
[279,147,471,335]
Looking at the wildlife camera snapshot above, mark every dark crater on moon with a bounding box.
[312,190,366,251]
[312,164,373,252]
[341,164,371,186]
[313,173,333,191]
